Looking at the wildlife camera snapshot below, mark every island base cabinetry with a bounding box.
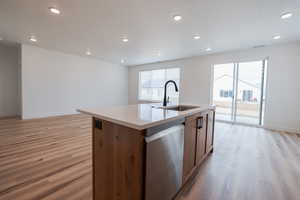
[92,119,145,200]
[92,110,215,200]
[183,110,215,183]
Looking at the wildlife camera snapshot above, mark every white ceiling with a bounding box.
[0,0,299,66]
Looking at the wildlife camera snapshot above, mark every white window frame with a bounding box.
[138,67,180,102]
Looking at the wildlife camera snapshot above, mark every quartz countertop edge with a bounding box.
[77,104,215,131]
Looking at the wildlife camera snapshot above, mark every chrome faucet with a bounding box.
[163,80,179,107]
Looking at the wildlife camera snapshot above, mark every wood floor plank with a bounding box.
[176,124,300,200]
[1,114,300,200]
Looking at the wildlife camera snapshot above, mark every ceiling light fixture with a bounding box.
[193,35,201,40]
[86,49,91,55]
[173,15,182,21]
[206,48,212,51]
[281,12,293,19]
[49,7,61,15]
[273,35,281,40]
[29,35,37,42]
[122,37,129,42]
[121,59,125,64]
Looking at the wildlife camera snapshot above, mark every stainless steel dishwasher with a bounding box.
[145,120,185,200]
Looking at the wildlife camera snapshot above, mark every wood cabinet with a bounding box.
[92,109,215,200]
[182,110,215,184]
[206,110,215,153]
[195,113,207,165]
[182,114,198,182]
[93,119,145,200]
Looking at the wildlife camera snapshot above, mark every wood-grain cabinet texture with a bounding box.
[182,110,215,182]
[92,110,215,200]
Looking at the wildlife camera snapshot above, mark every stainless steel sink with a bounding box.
[157,105,200,111]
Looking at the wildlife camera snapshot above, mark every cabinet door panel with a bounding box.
[195,114,207,165]
[93,118,144,200]
[182,115,197,182]
[206,111,215,153]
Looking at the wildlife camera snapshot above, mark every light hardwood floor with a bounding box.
[1,115,300,200]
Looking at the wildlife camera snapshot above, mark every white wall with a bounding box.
[128,42,300,133]
[21,44,128,119]
[0,44,20,117]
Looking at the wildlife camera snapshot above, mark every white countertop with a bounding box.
[78,104,215,130]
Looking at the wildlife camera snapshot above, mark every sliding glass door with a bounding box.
[212,60,267,125]
[212,63,235,121]
[235,61,265,124]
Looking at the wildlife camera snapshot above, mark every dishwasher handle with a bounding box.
[145,118,185,137]
[145,124,184,143]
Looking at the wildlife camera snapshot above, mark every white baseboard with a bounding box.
[216,120,262,128]
[216,120,300,135]
[262,125,300,134]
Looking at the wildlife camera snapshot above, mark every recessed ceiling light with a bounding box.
[206,48,212,51]
[281,12,292,19]
[173,15,182,21]
[49,7,61,15]
[121,59,125,64]
[86,49,91,55]
[273,35,281,40]
[122,37,129,42]
[193,35,201,40]
[29,36,37,42]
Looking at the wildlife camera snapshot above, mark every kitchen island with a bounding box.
[78,104,215,200]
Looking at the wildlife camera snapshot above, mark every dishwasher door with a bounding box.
[145,124,184,200]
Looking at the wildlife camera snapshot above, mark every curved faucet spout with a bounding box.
[163,80,179,107]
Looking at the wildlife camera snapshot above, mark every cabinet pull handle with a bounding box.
[197,117,203,129]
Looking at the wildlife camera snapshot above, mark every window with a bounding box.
[220,90,224,97]
[242,90,253,102]
[224,91,229,97]
[139,68,180,103]
[220,90,233,98]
